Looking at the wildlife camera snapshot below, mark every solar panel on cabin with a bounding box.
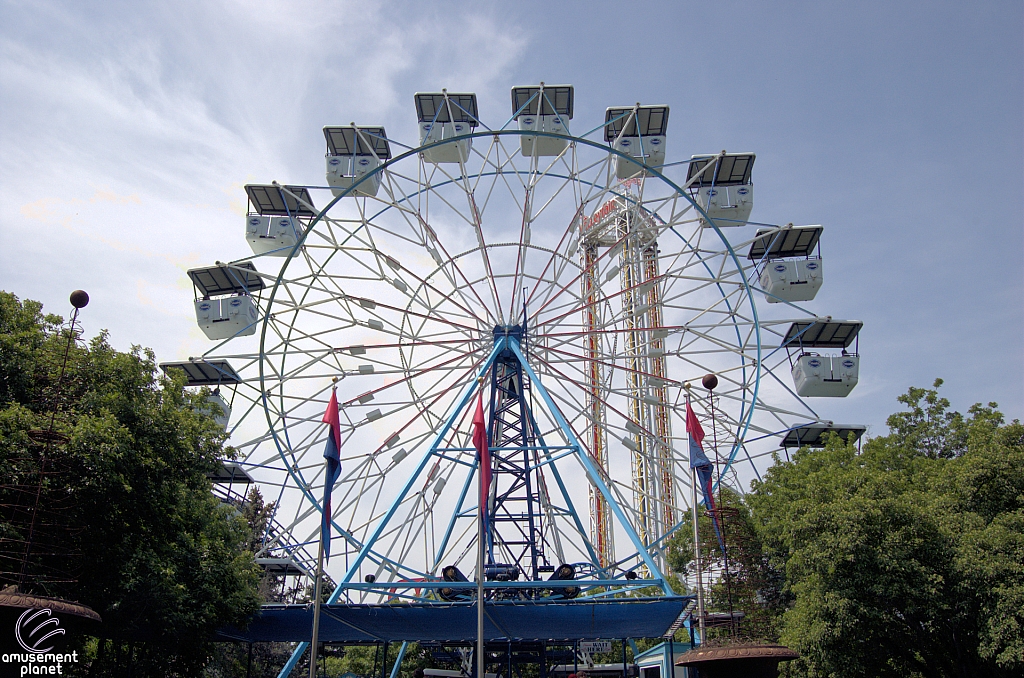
[686,154,755,186]
[160,359,241,385]
[686,156,716,184]
[511,86,574,117]
[255,558,309,577]
[188,262,265,297]
[716,154,755,184]
[783,320,862,348]
[781,424,866,448]
[323,126,392,159]
[414,93,479,124]
[603,106,670,141]
[245,185,316,217]
[209,462,254,483]
[748,226,824,260]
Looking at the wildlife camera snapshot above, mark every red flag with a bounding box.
[321,388,342,561]
[686,397,725,556]
[472,390,489,514]
[686,400,705,452]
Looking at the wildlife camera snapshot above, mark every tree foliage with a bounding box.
[666,486,783,642]
[747,380,1024,677]
[0,292,261,675]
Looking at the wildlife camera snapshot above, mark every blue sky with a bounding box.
[2,0,1021,435]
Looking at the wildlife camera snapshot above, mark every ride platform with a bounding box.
[216,596,693,644]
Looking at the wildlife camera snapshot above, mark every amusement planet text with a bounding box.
[2,651,79,675]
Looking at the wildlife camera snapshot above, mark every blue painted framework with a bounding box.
[277,331,673,676]
[267,97,770,674]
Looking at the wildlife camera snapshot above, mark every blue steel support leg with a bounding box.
[277,344,504,677]
[432,454,478,570]
[525,409,603,570]
[507,338,671,592]
[389,642,408,678]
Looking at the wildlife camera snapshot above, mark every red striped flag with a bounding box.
[322,388,342,561]
[473,390,490,532]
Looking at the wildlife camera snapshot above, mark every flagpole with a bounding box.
[476,377,485,678]
[691,465,706,643]
[311,381,341,678]
[309,507,326,678]
[686,391,706,644]
[477,483,485,678]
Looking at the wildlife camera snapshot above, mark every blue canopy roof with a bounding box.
[217,597,693,643]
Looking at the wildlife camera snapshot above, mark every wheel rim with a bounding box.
[206,128,822,599]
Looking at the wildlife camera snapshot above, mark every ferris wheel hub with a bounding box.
[492,324,525,343]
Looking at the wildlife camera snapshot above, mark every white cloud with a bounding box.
[0,0,530,364]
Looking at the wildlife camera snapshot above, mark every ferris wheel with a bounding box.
[161,85,865,605]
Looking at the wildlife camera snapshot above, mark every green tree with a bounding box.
[0,292,261,675]
[666,486,783,642]
[747,380,1024,677]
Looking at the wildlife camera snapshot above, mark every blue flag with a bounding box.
[687,400,726,556]
[322,388,342,561]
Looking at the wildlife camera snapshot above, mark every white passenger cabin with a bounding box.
[159,359,241,431]
[748,225,824,303]
[687,153,756,227]
[188,263,265,340]
[784,320,862,397]
[323,126,391,198]
[605,105,669,179]
[243,184,316,257]
[206,390,231,429]
[512,84,574,157]
[415,92,478,164]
